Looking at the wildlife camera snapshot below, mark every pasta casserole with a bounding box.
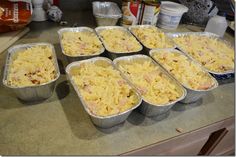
[117,59,181,105]
[152,50,215,90]
[173,35,234,73]
[131,26,175,49]
[99,28,142,53]
[70,61,139,117]
[7,45,56,87]
[61,31,103,56]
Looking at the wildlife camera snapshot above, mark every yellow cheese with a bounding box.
[174,35,234,72]
[118,60,181,105]
[131,26,174,49]
[152,50,215,90]
[61,31,103,56]
[7,45,56,87]
[99,28,142,53]
[71,62,138,117]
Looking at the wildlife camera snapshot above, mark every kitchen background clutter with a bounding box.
[157,1,188,30]
[178,0,219,26]
[121,0,161,27]
[0,0,234,53]
[121,0,141,27]
[1,0,235,30]
[60,0,234,33]
[92,1,122,26]
[139,0,161,25]
[205,12,228,37]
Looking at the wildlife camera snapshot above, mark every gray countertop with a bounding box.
[0,12,234,155]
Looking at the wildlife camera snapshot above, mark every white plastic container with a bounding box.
[92,1,122,26]
[32,0,48,22]
[205,14,228,37]
[157,1,188,30]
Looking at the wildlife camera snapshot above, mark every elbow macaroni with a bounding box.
[173,35,234,73]
[152,50,215,90]
[99,28,142,53]
[61,31,103,56]
[117,60,181,105]
[131,26,175,49]
[7,45,56,87]
[71,62,138,117]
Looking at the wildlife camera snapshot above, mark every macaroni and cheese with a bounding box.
[131,26,175,49]
[61,31,103,56]
[173,35,234,73]
[99,28,142,53]
[117,60,181,105]
[7,45,56,87]
[152,50,215,90]
[70,61,138,117]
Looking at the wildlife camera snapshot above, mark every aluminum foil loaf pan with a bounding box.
[113,55,186,117]
[65,57,142,128]
[149,48,218,103]
[128,25,176,53]
[92,1,122,26]
[3,43,60,101]
[95,26,143,60]
[58,27,105,63]
[167,32,235,80]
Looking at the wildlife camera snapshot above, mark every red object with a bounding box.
[53,0,59,6]
[0,0,32,33]
[129,1,140,17]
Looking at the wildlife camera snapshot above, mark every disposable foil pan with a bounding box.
[95,26,143,60]
[113,55,186,117]
[128,25,176,53]
[92,1,122,26]
[65,57,142,128]
[149,48,219,103]
[167,32,235,80]
[2,43,60,101]
[58,27,105,63]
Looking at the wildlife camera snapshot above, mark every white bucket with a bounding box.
[157,1,188,30]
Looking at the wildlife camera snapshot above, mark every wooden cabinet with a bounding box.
[210,123,234,155]
[121,117,234,155]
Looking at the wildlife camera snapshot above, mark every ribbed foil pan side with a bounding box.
[2,42,60,101]
[149,48,218,103]
[65,57,142,128]
[113,54,186,117]
[128,25,177,53]
[167,32,234,79]
[58,27,105,63]
[95,26,143,60]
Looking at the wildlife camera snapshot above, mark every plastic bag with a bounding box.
[179,0,218,26]
[0,0,32,33]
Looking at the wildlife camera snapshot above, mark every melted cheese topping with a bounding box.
[117,60,181,105]
[174,35,234,73]
[71,61,139,117]
[61,31,103,56]
[7,45,56,87]
[152,50,215,90]
[131,26,175,49]
[99,28,142,53]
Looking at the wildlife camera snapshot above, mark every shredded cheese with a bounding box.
[152,50,215,90]
[99,28,142,53]
[131,26,174,49]
[117,60,181,105]
[174,35,234,72]
[7,45,56,87]
[71,61,139,117]
[61,31,103,56]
